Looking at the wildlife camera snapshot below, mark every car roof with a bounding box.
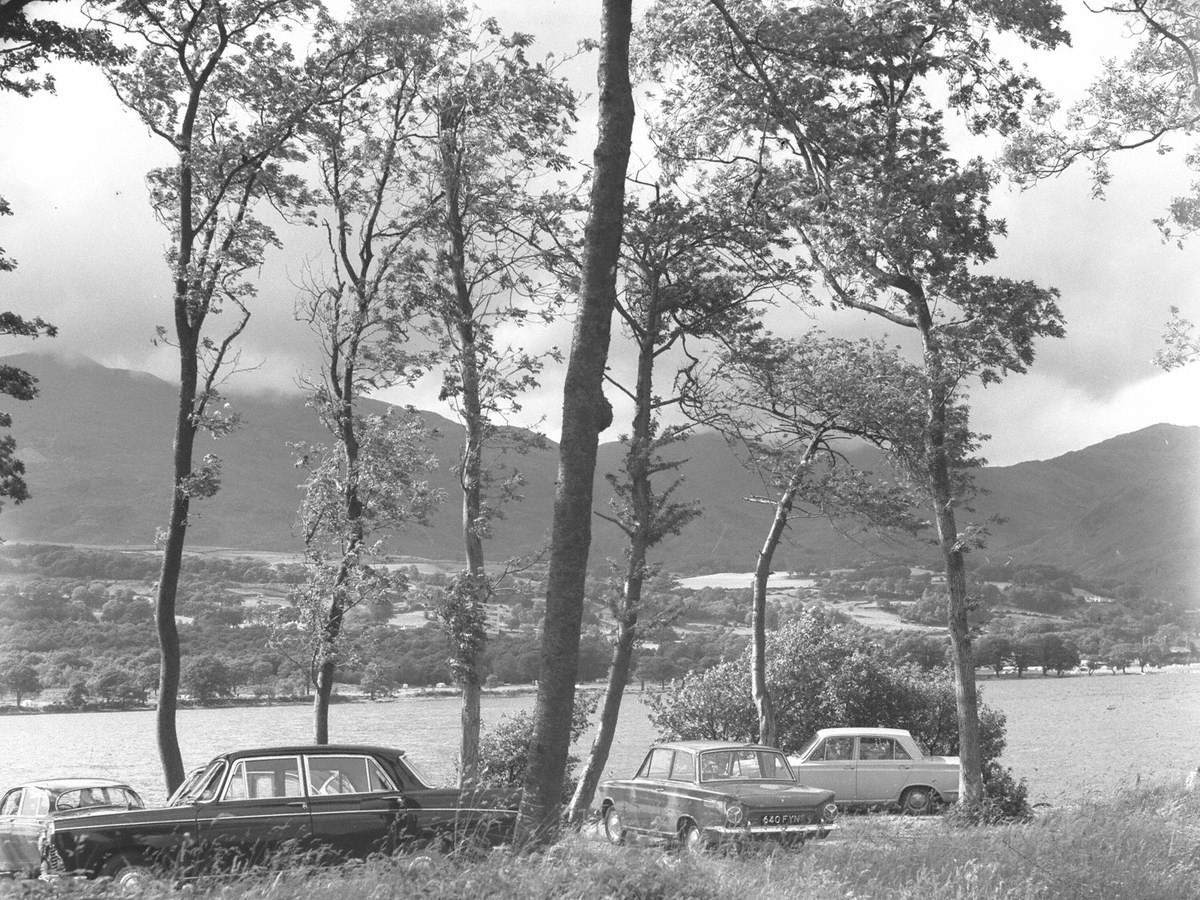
[219,744,406,761]
[651,741,782,753]
[813,727,912,739]
[9,779,135,794]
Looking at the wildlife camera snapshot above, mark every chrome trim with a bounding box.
[710,823,836,836]
[52,816,198,832]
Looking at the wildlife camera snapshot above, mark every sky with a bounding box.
[1,0,1198,467]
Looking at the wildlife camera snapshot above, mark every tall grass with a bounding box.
[6,785,1196,899]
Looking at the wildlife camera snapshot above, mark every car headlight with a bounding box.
[822,802,839,822]
[724,801,745,826]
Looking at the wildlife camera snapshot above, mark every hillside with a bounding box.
[0,353,1195,602]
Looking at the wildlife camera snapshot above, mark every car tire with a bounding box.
[899,786,937,815]
[678,821,707,854]
[602,804,626,845]
[103,853,156,894]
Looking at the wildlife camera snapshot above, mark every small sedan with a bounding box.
[40,744,516,887]
[0,779,144,877]
[597,741,837,852]
[788,727,960,814]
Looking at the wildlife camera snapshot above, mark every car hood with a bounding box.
[703,781,835,807]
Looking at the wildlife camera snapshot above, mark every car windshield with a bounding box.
[795,735,822,760]
[397,752,434,788]
[698,749,795,783]
[168,762,225,806]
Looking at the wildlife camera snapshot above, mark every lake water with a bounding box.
[2,668,1197,807]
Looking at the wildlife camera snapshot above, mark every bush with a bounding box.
[476,691,599,797]
[646,607,1007,764]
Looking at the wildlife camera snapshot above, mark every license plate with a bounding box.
[759,813,810,826]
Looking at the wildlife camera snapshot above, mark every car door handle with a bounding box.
[286,801,309,810]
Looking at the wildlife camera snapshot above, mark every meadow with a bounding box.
[1,786,1195,899]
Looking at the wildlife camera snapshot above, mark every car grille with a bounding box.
[41,845,66,875]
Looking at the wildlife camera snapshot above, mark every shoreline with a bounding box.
[3,665,1196,717]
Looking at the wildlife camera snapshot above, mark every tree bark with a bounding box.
[440,116,488,787]
[517,0,634,845]
[566,526,644,825]
[751,482,797,749]
[749,436,819,748]
[919,324,984,809]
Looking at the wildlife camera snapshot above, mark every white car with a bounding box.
[788,727,960,814]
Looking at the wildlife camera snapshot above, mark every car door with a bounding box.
[627,748,674,833]
[196,754,311,868]
[797,736,858,801]
[856,737,913,804]
[0,788,40,875]
[659,749,697,836]
[303,752,406,858]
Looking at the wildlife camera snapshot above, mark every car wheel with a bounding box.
[602,804,626,845]
[678,821,707,854]
[900,786,936,815]
[103,853,156,894]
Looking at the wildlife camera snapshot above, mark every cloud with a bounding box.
[973,364,1200,465]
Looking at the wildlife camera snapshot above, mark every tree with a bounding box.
[566,187,783,824]
[182,654,237,705]
[410,16,576,787]
[293,0,447,746]
[84,0,366,793]
[517,0,635,845]
[0,660,40,707]
[1002,0,1199,371]
[639,0,1067,810]
[975,634,1014,676]
[0,317,55,520]
[683,333,926,747]
[292,416,438,741]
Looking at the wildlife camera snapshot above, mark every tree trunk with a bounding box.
[920,326,984,809]
[441,122,488,786]
[155,346,197,795]
[516,0,634,845]
[749,440,816,748]
[566,546,643,825]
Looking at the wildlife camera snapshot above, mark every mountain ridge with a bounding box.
[1,352,1195,603]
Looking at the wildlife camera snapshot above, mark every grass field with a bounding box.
[4,784,1195,899]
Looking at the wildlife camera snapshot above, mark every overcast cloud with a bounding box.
[1,0,1197,466]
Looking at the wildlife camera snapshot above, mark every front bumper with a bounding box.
[709,823,836,839]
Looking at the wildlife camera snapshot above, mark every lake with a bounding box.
[2,668,1197,806]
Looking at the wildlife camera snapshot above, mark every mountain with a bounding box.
[0,353,1195,602]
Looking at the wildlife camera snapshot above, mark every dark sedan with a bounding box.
[41,744,516,887]
[597,741,838,852]
[0,779,144,877]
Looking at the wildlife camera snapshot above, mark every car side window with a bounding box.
[819,738,854,761]
[223,757,303,801]
[860,738,895,760]
[19,788,49,817]
[668,750,695,782]
[894,741,916,761]
[640,748,674,780]
[0,789,21,817]
[307,755,397,795]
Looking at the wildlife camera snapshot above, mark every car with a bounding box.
[39,744,517,887]
[0,779,144,878]
[596,741,838,852]
[787,727,961,814]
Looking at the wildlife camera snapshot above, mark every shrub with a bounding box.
[647,607,1007,763]
[476,691,600,797]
